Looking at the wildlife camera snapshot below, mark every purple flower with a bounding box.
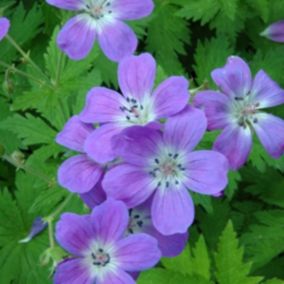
[79,53,190,163]
[56,115,103,194]
[54,199,161,284]
[194,56,284,170]
[82,195,188,257]
[0,17,10,41]
[103,106,229,235]
[46,0,154,61]
[260,20,284,43]
[19,217,47,243]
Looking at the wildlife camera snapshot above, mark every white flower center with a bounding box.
[118,95,155,127]
[231,96,260,128]
[149,147,186,191]
[127,208,151,234]
[84,0,113,20]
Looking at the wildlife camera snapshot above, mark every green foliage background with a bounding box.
[0,0,284,283]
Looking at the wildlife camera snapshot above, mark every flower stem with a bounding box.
[5,34,50,81]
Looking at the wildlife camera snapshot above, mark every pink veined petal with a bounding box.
[98,20,137,62]
[152,186,194,235]
[261,20,284,43]
[54,258,94,284]
[251,70,284,108]
[254,113,284,158]
[97,269,135,284]
[46,0,84,10]
[213,124,252,170]
[112,126,162,167]
[194,90,231,130]
[153,76,190,119]
[90,199,129,243]
[0,17,10,41]
[55,214,94,256]
[80,87,124,124]
[57,15,96,60]
[58,155,103,193]
[184,150,229,195]
[115,233,161,271]
[103,164,156,208]
[164,106,207,153]
[56,115,93,152]
[118,53,156,100]
[112,0,154,20]
[211,56,252,98]
[84,124,122,164]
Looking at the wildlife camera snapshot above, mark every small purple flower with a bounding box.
[103,106,229,235]
[0,17,10,41]
[79,53,190,163]
[19,217,47,243]
[56,115,103,194]
[194,56,284,170]
[260,20,284,43]
[46,0,154,61]
[54,199,161,284]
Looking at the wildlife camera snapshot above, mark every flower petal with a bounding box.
[54,258,94,284]
[46,0,83,10]
[80,87,123,123]
[164,106,207,153]
[91,199,129,243]
[80,179,106,209]
[55,213,93,256]
[57,15,96,60]
[251,70,284,108]
[84,124,122,164]
[118,53,156,99]
[211,56,252,98]
[194,90,231,130]
[58,155,102,193]
[98,20,137,62]
[184,150,229,195]
[0,17,10,41]
[145,226,188,257]
[56,116,93,152]
[152,187,194,235]
[261,20,284,43]
[254,113,284,158]
[113,0,154,20]
[116,233,161,271]
[153,76,189,119]
[98,269,135,284]
[112,126,162,166]
[103,164,156,208]
[213,125,252,170]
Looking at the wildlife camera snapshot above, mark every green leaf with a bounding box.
[215,221,262,284]
[0,114,57,146]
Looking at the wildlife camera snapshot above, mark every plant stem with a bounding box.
[0,60,46,85]
[48,194,73,220]
[5,34,50,81]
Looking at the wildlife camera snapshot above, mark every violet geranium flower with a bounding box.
[79,53,190,163]
[0,17,10,41]
[194,56,284,170]
[261,20,284,43]
[54,199,161,284]
[46,0,154,61]
[56,115,103,194]
[103,106,229,235]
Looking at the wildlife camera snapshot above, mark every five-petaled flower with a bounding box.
[0,17,10,41]
[54,199,161,284]
[46,0,154,61]
[103,106,229,235]
[194,56,284,170]
[79,53,190,164]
